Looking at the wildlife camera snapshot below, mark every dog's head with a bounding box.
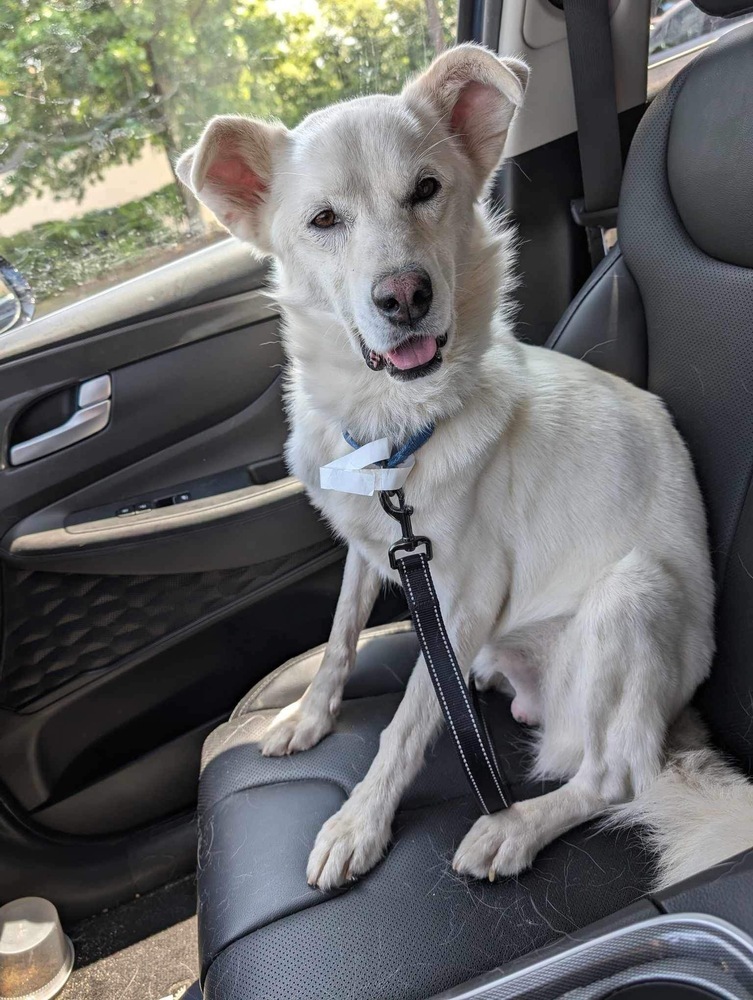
[178,45,527,386]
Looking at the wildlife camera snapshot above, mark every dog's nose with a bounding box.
[371,269,433,326]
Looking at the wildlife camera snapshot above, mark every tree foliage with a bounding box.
[2,183,187,302]
[0,0,456,214]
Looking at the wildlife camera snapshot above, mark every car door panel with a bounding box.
[4,477,325,573]
[1,323,330,574]
[0,296,278,533]
[0,238,407,892]
[0,239,267,364]
[0,558,349,836]
[0,535,339,710]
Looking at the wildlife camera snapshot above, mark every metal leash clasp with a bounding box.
[379,488,433,570]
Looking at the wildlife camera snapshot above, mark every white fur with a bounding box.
[179,45,752,894]
[609,709,753,890]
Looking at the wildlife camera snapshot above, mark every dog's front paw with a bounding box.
[306,799,390,890]
[452,809,536,881]
[261,700,335,757]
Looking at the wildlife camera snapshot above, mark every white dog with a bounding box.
[178,44,753,892]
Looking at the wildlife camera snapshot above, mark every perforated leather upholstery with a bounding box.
[197,23,753,999]
[616,22,753,770]
[199,626,654,998]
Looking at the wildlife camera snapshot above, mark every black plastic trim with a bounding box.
[0,238,266,364]
[481,0,503,49]
[457,0,485,43]
[0,789,197,923]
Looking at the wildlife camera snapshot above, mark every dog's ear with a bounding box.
[176,115,288,253]
[403,44,528,192]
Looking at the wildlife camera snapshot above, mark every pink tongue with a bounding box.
[385,336,438,371]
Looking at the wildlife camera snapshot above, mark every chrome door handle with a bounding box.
[10,375,112,466]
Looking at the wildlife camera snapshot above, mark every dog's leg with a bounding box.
[454,549,687,880]
[469,644,514,694]
[261,548,379,756]
[307,588,498,890]
[306,651,440,889]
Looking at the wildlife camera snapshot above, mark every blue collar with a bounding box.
[343,424,435,468]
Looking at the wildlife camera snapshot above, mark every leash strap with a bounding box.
[378,484,512,815]
[373,480,513,816]
[319,432,512,814]
[396,551,511,815]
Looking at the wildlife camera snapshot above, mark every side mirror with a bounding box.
[0,257,35,336]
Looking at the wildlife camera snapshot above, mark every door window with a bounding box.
[0,0,456,319]
[648,1,753,97]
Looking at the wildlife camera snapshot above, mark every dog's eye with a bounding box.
[412,177,441,203]
[311,209,340,229]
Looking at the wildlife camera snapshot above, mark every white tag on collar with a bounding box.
[320,438,415,496]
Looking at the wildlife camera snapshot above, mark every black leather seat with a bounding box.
[197,17,753,999]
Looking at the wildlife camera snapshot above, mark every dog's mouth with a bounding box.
[360,332,447,381]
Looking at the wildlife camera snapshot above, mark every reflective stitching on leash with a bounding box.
[417,554,507,804]
[402,561,488,813]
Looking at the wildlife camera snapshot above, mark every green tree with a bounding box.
[259,0,455,125]
[0,0,286,227]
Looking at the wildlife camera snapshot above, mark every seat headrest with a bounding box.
[693,0,753,15]
[666,22,753,269]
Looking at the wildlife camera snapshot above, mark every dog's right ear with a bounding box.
[176,115,288,253]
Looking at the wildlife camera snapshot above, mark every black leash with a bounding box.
[380,489,512,815]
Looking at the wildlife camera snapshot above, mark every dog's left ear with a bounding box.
[403,44,528,192]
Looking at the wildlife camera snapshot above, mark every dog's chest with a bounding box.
[317,482,407,554]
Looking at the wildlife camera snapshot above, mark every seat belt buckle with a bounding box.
[571,198,619,258]
[570,197,618,231]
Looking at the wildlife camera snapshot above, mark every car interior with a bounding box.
[1,0,753,998]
